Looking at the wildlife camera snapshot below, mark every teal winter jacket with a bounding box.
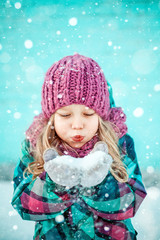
[12,134,147,240]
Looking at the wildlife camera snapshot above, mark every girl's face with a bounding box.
[54,104,99,148]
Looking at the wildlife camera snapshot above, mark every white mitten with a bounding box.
[43,141,113,188]
[43,148,81,188]
[79,142,113,187]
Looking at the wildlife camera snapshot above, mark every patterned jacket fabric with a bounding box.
[11,134,147,240]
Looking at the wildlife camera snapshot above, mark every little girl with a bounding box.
[12,53,147,240]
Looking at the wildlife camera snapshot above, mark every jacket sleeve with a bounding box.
[11,139,76,221]
[80,134,147,221]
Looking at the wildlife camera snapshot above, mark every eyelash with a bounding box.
[60,114,70,117]
[60,113,94,117]
[84,113,94,116]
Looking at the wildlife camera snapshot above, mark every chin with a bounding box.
[70,142,85,148]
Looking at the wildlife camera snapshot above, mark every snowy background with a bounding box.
[0,0,160,239]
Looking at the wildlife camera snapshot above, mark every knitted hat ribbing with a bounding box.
[41,53,110,120]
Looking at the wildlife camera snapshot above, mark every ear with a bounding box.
[91,141,108,154]
[43,148,59,162]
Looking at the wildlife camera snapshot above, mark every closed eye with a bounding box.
[59,114,71,117]
[84,113,95,116]
[58,113,95,117]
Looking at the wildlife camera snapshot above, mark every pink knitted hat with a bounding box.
[26,53,127,147]
[41,53,110,120]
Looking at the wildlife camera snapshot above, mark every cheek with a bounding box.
[88,117,99,132]
[54,117,62,134]
[54,116,68,136]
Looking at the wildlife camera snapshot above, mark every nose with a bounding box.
[71,116,84,129]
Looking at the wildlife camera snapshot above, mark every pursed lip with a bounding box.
[71,135,84,142]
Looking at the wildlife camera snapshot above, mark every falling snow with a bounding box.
[147,166,154,174]
[13,225,18,230]
[154,84,160,92]
[14,2,21,9]
[1,1,160,239]
[133,107,144,117]
[24,40,33,49]
[33,110,39,115]
[56,30,61,35]
[108,41,112,46]
[57,94,63,99]
[104,226,110,231]
[14,112,21,119]
[105,193,109,198]
[69,17,78,26]
[55,215,64,223]
[27,18,32,23]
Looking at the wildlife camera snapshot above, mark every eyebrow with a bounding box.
[57,108,95,112]
[56,108,70,112]
[84,108,95,112]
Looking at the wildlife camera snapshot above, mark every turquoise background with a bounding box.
[0,0,160,172]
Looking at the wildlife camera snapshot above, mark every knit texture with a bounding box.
[58,135,99,158]
[41,53,110,120]
[25,113,47,147]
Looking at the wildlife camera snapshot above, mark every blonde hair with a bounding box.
[98,117,128,182]
[26,114,128,182]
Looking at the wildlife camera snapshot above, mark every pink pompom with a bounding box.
[106,107,128,138]
[25,113,48,148]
